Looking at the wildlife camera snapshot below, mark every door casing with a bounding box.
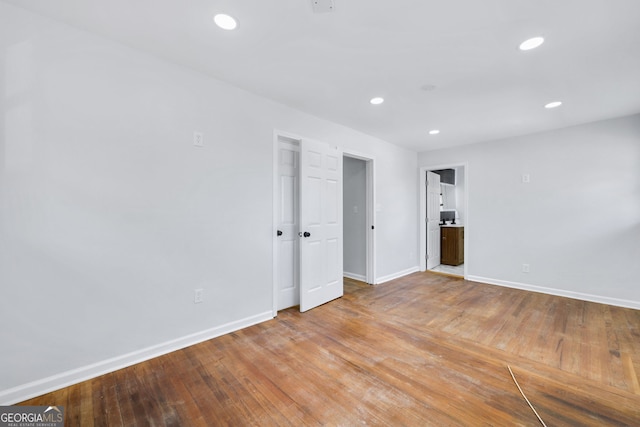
[274,136,301,311]
[426,171,441,270]
[419,163,469,278]
[273,131,377,316]
[343,151,376,286]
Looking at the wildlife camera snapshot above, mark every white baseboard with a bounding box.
[377,266,420,284]
[343,272,367,282]
[0,311,274,405]
[467,275,640,311]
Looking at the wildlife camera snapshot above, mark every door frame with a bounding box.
[425,171,441,270]
[272,131,378,316]
[343,150,376,286]
[272,130,304,316]
[419,162,469,278]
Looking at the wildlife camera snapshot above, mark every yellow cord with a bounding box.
[507,365,548,427]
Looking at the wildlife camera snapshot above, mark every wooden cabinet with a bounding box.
[441,226,464,266]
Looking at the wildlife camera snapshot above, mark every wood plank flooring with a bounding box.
[20,272,640,426]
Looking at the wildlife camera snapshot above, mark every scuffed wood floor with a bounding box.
[21,273,640,425]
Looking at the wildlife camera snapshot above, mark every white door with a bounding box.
[426,171,441,269]
[299,139,343,312]
[276,140,300,310]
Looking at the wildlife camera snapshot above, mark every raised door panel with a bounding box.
[300,139,343,312]
[277,142,300,310]
[426,171,441,269]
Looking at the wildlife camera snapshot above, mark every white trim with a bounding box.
[344,272,367,282]
[419,168,426,271]
[467,276,640,310]
[419,162,469,279]
[272,131,279,317]
[377,266,420,284]
[341,149,373,161]
[365,159,376,284]
[343,150,377,285]
[272,129,304,316]
[0,311,273,405]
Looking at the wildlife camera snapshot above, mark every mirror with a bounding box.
[440,184,456,211]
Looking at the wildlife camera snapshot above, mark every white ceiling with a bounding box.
[5,0,640,152]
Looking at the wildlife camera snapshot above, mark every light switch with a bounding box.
[194,288,204,303]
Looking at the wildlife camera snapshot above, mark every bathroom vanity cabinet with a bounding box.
[441,226,464,266]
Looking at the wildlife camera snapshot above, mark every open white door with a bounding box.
[299,139,343,312]
[426,171,441,270]
[275,139,300,310]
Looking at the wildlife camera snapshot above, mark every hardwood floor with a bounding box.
[21,272,640,426]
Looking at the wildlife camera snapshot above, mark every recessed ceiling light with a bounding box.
[519,37,544,51]
[214,14,237,30]
[429,129,440,135]
[544,101,562,109]
[370,97,384,105]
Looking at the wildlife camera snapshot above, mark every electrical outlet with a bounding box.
[522,264,530,273]
[193,131,204,147]
[194,288,204,303]
[312,0,335,13]
[522,174,530,183]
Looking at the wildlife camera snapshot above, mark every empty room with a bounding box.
[1,0,639,425]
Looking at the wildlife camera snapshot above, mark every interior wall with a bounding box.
[418,114,640,306]
[0,2,418,398]
[343,157,366,279]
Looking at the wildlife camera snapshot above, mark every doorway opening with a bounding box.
[420,164,468,279]
[343,152,376,286]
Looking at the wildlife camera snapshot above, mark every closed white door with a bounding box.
[426,171,441,269]
[276,140,300,310]
[299,139,343,312]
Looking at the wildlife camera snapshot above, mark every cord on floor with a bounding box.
[507,365,548,427]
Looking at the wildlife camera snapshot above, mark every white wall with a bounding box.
[343,157,366,279]
[0,3,418,402]
[418,114,640,307]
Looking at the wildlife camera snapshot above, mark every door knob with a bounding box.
[277,230,283,236]
[299,231,311,237]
